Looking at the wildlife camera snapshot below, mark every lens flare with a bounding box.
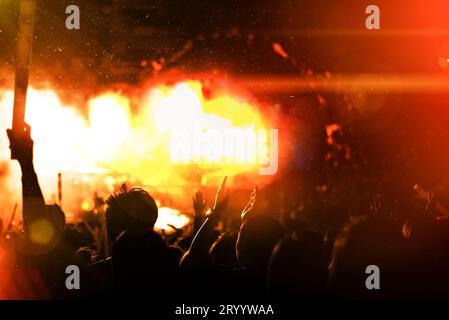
[29,218,55,246]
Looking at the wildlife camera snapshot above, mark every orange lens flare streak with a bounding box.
[238,74,449,93]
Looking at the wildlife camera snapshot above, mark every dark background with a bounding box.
[0,0,448,78]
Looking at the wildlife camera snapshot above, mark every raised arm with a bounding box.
[180,177,228,267]
[241,185,257,224]
[7,124,46,234]
[192,191,207,236]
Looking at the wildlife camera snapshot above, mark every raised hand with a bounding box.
[181,177,229,267]
[7,122,46,242]
[192,191,207,216]
[7,123,33,165]
[210,176,229,217]
[241,185,257,223]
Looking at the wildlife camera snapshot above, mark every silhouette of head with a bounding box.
[268,232,328,297]
[210,232,239,268]
[106,185,158,239]
[329,216,405,298]
[236,215,284,273]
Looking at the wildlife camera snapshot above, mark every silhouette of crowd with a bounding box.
[1,120,449,300]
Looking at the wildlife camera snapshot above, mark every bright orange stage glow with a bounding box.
[0,80,273,220]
